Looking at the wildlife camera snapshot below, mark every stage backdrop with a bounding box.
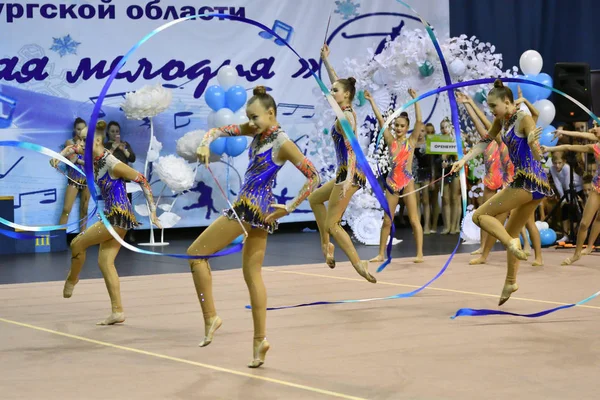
[0,0,449,232]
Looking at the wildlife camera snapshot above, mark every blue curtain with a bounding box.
[450,0,600,74]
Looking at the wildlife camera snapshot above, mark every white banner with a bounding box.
[0,0,449,231]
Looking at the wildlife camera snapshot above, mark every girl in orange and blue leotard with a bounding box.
[365,88,425,263]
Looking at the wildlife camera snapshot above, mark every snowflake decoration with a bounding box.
[335,0,360,20]
[50,35,81,57]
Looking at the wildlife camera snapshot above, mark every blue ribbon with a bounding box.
[258,75,600,312]
[82,13,393,262]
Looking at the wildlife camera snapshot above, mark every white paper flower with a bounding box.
[153,155,196,194]
[461,210,480,244]
[147,135,163,162]
[350,209,384,245]
[176,129,205,163]
[121,83,173,120]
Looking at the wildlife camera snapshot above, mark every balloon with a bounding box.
[519,50,543,75]
[231,235,244,245]
[418,61,434,77]
[225,85,247,112]
[539,125,558,147]
[214,108,234,127]
[474,90,487,104]
[533,73,553,100]
[506,75,523,100]
[354,90,367,107]
[520,74,541,103]
[534,99,556,128]
[535,220,549,231]
[449,59,466,76]
[234,108,249,124]
[539,228,557,246]
[520,230,532,246]
[205,85,226,111]
[225,136,248,157]
[207,111,216,129]
[217,65,238,90]
[209,137,226,155]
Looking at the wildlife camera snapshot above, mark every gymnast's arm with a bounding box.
[277,141,320,213]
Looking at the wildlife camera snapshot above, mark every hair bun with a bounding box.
[253,86,267,95]
[400,111,409,118]
[493,79,504,88]
[96,120,107,131]
[347,77,357,86]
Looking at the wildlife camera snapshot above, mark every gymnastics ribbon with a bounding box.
[82,12,392,262]
[259,76,600,311]
[0,141,97,232]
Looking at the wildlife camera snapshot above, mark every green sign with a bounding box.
[425,135,457,155]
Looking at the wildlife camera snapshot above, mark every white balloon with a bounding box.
[449,59,466,76]
[519,50,543,75]
[234,108,249,124]
[534,99,555,128]
[207,111,216,128]
[217,66,238,90]
[214,108,234,127]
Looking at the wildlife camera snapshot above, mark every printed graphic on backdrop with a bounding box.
[0,0,450,231]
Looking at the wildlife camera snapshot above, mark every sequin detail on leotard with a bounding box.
[386,140,413,195]
[331,107,366,187]
[592,143,600,194]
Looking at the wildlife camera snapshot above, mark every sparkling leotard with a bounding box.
[483,141,503,191]
[94,150,139,230]
[331,107,366,187]
[386,140,413,195]
[501,111,553,199]
[592,143,600,194]
[224,126,289,233]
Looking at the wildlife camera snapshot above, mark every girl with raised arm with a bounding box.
[541,126,600,265]
[451,80,551,305]
[365,88,425,263]
[307,43,376,283]
[191,86,320,368]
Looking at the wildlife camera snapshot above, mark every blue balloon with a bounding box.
[506,75,523,100]
[209,137,227,155]
[225,136,248,157]
[231,235,244,245]
[225,85,247,112]
[539,228,557,246]
[539,125,558,147]
[205,85,226,111]
[534,73,553,100]
[520,74,541,103]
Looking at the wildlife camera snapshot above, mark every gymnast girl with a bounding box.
[451,80,551,305]
[192,86,320,368]
[541,126,600,265]
[55,117,91,233]
[307,43,376,283]
[61,120,161,326]
[456,89,544,267]
[364,88,425,263]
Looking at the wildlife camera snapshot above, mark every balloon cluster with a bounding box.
[204,65,249,157]
[507,50,557,148]
[534,221,558,247]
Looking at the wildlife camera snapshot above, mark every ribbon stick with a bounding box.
[207,165,248,241]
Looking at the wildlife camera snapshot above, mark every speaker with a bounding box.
[591,70,600,116]
[553,63,592,122]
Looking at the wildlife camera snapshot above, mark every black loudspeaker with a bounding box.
[591,70,600,116]
[553,63,592,122]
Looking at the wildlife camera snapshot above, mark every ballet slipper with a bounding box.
[96,312,125,326]
[532,260,544,267]
[413,256,424,263]
[199,316,222,347]
[63,279,78,298]
[248,339,270,368]
[369,255,384,263]
[469,257,487,265]
[470,248,483,255]
[561,255,580,266]
[498,283,519,306]
[441,229,450,235]
[507,238,528,261]
[582,247,594,256]
[353,260,377,283]
[429,229,437,234]
[323,243,335,269]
